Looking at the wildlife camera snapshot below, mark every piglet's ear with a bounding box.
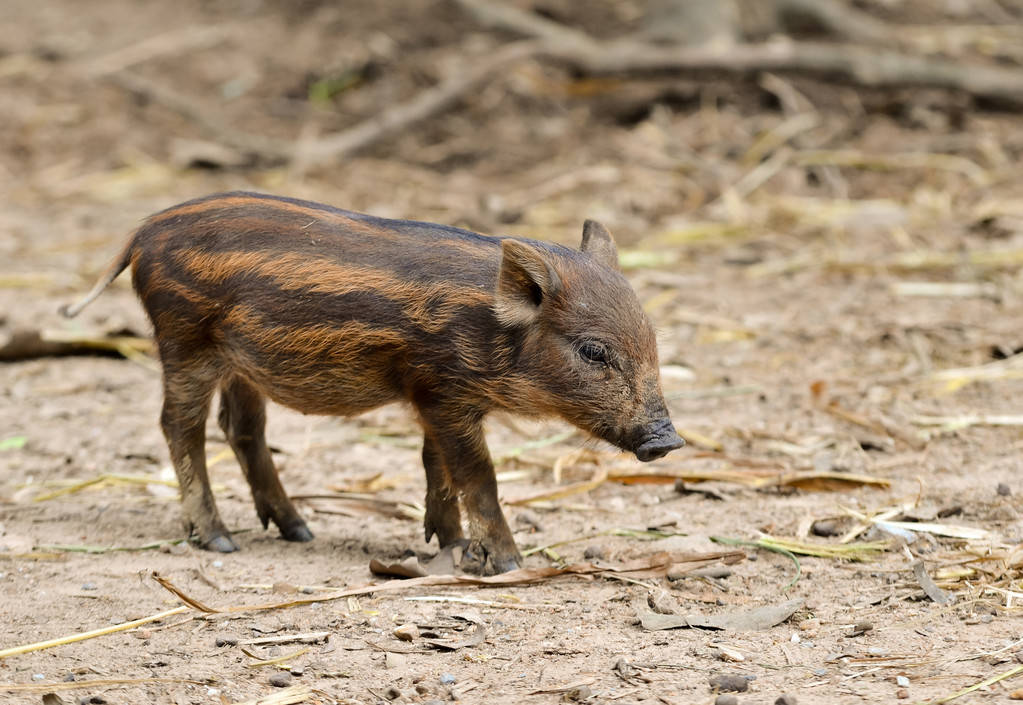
[495,239,562,326]
[579,219,620,270]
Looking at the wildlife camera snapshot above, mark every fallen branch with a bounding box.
[457,0,1023,103]
[104,15,1023,167]
[108,71,292,161]
[298,40,542,167]
[541,40,1023,104]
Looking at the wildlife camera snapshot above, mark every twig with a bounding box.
[0,606,190,659]
[0,677,205,693]
[83,24,240,77]
[300,41,543,167]
[108,71,291,160]
[454,0,594,49]
[771,0,893,44]
[243,645,311,668]
[928,663,1023,704]
[711,535,802,590]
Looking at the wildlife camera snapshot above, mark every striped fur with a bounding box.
[62,191,683,573]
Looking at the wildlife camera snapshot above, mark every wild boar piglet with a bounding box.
[62,192,685,573]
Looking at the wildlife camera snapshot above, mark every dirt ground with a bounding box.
[4,1,1023,704]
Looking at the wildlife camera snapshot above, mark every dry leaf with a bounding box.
[641,598,804,632]
[776,472,891,491]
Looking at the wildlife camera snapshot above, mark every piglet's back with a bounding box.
[129,191,507,290]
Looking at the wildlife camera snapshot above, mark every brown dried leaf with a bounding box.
[774,472,892,491]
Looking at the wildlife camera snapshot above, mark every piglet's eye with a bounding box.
[578,341,610,365]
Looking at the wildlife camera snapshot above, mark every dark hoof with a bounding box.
[489,556,522,575]
[461,540,522,575]
[280,521,314,542]
[203,534,240,553]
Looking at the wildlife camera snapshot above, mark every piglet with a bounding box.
[62,192,684,573]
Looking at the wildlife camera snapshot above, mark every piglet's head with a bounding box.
[494,221,685,462]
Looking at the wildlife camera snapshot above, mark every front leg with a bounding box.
[422,433,463,547]
[416,401,521,574]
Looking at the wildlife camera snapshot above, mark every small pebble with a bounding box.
[998,483,1012,496]
[1008,688,1023,699]
[32,674,45,681]
[63,673,76,682]
[78,697,107,705]
[896,688,909,699]
[439,673,456,685]
[394,623,419,642]
[813,668,828,676]
[300,586,315,594]
[384,652,406,670]
[215,636,238,647]
[775,695,797,705]
[384,686,402,700]
[715,695,739,705]
[268,672,292,688]
[211,560,223,569]
[896,675,910,687]
[289,666,304,676]
[709,674,749,693]
[811,519,844,537]
[848,621,873,637]
[80,582,97,591]
[583,545,605,560]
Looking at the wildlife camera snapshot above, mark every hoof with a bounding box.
[280,521,314,542]
[461,540,522,575]
[489,556,522,575]
[203,534,239,553]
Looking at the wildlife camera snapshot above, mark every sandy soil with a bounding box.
[4,1,1023,703]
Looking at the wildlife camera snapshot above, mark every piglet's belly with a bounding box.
[219,335,407,417]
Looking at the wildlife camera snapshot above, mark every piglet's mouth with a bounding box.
[633,418,686,462]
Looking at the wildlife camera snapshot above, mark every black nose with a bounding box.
[634,420,685,462]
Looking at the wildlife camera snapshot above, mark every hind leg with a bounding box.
[161,365,236,552]
[218,375,312,542]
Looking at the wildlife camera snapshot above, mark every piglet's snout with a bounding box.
[634,418,685,462]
